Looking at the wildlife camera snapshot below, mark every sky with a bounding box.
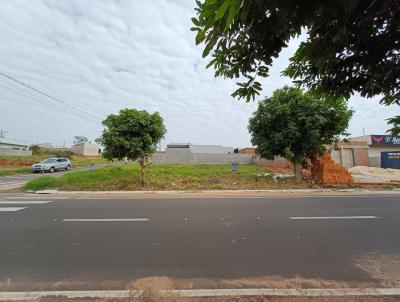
[0,0,399,148]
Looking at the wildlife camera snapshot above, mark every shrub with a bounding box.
[24,176,57,191]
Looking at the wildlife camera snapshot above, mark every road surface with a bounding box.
[0,192,399,291]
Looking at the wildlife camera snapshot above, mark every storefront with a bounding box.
[352,135,400,168]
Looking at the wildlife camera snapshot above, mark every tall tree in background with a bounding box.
[192,0,400,132]
[96,109,166,185]
[73,135,89,145]
[248,86,353,180]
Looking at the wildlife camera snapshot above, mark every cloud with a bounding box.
[0,0,398,147]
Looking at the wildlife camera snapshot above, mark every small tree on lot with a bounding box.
[248,87,353,181]
[96,109,167,185]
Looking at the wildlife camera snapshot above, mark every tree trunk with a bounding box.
[293,154,303,181]
[139,157,146,186]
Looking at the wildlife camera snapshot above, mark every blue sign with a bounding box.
[371,135,400,145]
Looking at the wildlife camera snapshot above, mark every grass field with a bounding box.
[0,155,111,176]
[24,163,309,191]
[0,167,32,176]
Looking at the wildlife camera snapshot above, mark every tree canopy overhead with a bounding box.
[96,108,166,185]
[192,0,400,131]
[248,86,353,180]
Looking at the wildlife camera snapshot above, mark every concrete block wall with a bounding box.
[330,145,369,168]
[368,157,380,167]
[253,156,292,168]
[165,149,192,163]
[191,153,254,164]
[150,152,166,163]
[0,149,32,156]
[150,151,254,164]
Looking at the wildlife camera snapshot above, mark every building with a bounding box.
[35,143,72,153]
[0,138,32,156]
[72,142,100,156]
[159,143,250,164]
[239,147,256,154]
[331,135,400,168]
[167,143,234,154]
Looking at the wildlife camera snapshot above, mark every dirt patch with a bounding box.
[356,252,400,287]
[0,159,36,167]
[349,166,400,181]
[219,276,373,289]
[129,276,375,290]
[131,277,175,291]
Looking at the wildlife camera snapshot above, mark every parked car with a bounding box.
[32,158,71,173]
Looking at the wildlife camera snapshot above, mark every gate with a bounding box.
[381,151,400,169]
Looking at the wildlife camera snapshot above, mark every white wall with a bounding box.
[0,148,32,156]
[189,144,234,154]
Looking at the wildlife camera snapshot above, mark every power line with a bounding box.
[0,72,103,122]
[0,82,95,122]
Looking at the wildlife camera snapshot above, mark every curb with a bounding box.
[34,188,400,195]
[1,288,400,300]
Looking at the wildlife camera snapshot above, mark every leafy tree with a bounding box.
[73,136,89,145]
[192,0,399,132]
[248,86,353,180]
[96,109,166,185]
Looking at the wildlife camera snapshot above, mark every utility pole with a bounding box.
[0,129,8,138]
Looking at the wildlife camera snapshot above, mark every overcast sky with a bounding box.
[1,0,399,148]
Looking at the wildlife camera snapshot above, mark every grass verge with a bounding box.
[24,163,309,191]
[0,156,111,176]
[0,167,31,176]
[24,176,57,191]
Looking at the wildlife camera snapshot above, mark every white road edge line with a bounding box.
[62,218,149,222]
[0,207,27,212]
[1,288,400,300]
[290,216,379,220]
[0,201,52,204]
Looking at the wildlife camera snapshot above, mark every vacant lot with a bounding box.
[0,155,110,176]
[24,163,309,191]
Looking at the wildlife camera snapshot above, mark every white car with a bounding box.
[32,158,71,173]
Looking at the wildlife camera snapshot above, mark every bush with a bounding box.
[24,176,57,191]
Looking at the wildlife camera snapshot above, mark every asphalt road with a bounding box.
[0,193,399,291]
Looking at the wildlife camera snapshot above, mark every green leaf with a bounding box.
[215,0,231,21]
[191,17,200,26]
[195,31,206,45]
[202,35,218,57]
[224,0,242,31]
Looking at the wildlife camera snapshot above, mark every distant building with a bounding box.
[331,135,400,168]
[35,143,72,153]
[0,138,32,156]
[166,143,234,154]
[72,142,100,156]
[239,147,256,154]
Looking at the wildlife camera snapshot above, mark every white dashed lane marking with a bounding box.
[0,201,52,204]
[0,207,27,212]
[290,216,379,220]
[62,218,149,222]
